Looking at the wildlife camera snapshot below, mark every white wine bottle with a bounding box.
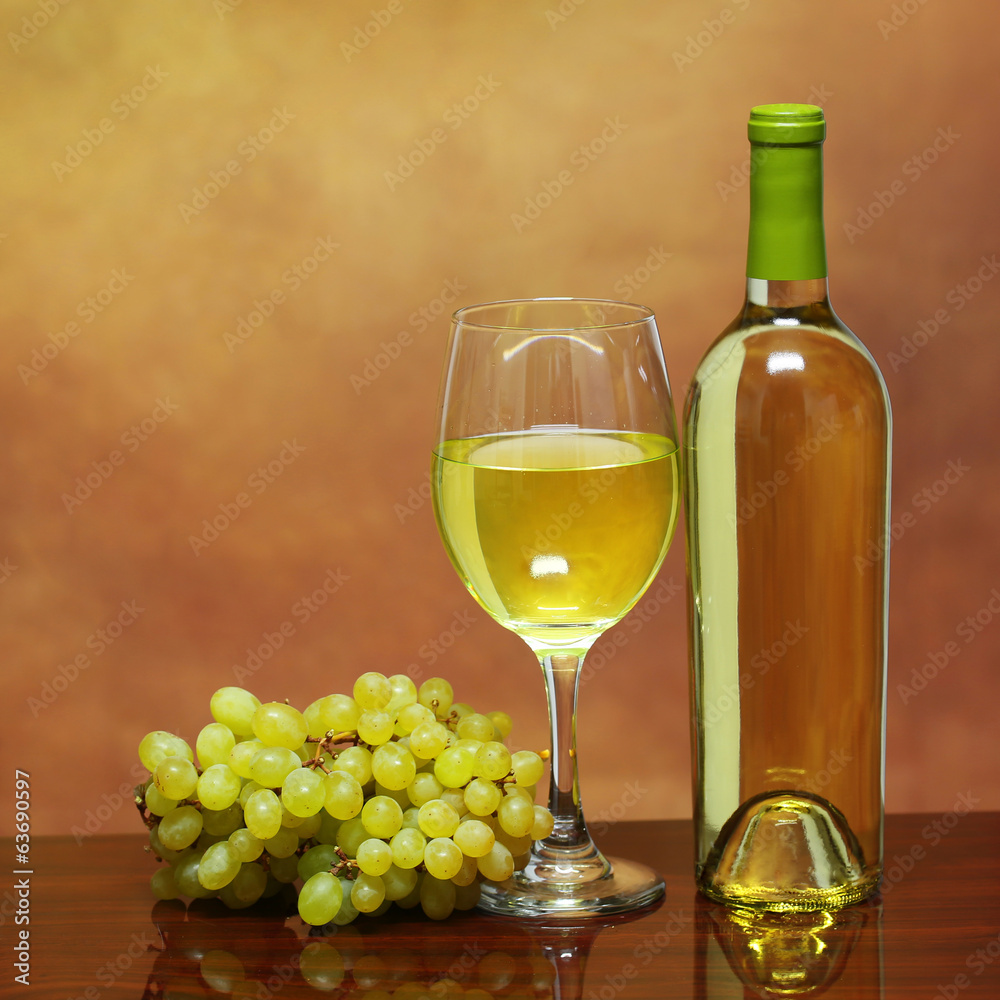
[684,104,891,910]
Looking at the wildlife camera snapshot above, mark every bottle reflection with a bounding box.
[695,894,883,998]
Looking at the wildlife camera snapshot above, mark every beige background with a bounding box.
[1,0,997,838]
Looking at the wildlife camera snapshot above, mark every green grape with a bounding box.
[323,771,364,820]
[228,828,263,862]
[406,771,445,808]
[487,710,513,739]
[332,745,372,785]
[305,693,361,737]
[504,783,534,803]
[198,841,242,890]
[228,739,264,779]
[262,825,299,859]
[511,750,545,786]
[453,819,494,858]
[477,842,514,882]
[371,742,416,791]
[440,787,469,818]
[281,767,325,817]
[418,677,454,716]
[154,756,199,801]
[474,741,512,781]
[297,843,339,882]
[434,746,475,788]
[451,702,474,720]
[362,795,404,839]
[386,673,418,712]
[299,871,344,925]
[239,781,263,808]
[269,853,301,883]
[210,686,262,737]
[456,713,496,743]
[463,778,502,817]
[202,802,244,837]
[144,783,179,817]
[423,837,463,880]
[150,866,179,900]
[139,731,193,772]
[336,816,369,857]
[374,781,411,810]
[498,795,535,838]
[353,670,393,710]
[148,825,183,863]
[197,830,227,850]
[197,764,242,810]
[281,803,305,829]
[454,880,481,911]
[395,873,424,909]
[351,872,386,913]
[396,702,435,735]
[381,864,418,901]
[417,799,460,839]
[299,941,346,992]
[390,828,426,869]
[315,812,341,846]
[244,788,282,840]
[172,851,214,899]
[357,710,394,746]
[250,746,302,787]
[452,739,485,759]
[295,812,323,840]
[330,878,360,925]
[261,873,284,899]
[158,805,203,851]
[409,721,451,759]
[356,838,393,876]
[495,826,532,857]
[451,852,479,887]
[420,874,456,921]
[200,949,245,993]
[196,723,236,768]
[252,702,308,750]
[531,804,555,840]
[221,862,268,909]
[400,806,422,832]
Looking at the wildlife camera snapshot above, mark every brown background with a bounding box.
[1,0,997,838]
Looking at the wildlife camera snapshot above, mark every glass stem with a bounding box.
[533,651,609,882]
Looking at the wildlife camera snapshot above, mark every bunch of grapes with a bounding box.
[136,673,554,924]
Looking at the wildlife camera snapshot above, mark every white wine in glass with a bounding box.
[431,298,680,917]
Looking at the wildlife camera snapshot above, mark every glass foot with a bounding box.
[476,853,665,918]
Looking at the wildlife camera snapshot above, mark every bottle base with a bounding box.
[698,791,881,912]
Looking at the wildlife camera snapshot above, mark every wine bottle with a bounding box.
[684,104,891,910]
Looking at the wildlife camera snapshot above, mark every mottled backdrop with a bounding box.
[1,0,998,838]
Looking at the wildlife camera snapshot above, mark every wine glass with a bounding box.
[430,297,680,917]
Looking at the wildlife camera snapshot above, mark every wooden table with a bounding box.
[6,813,999,998]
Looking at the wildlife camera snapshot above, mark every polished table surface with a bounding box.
[6,813,999,998]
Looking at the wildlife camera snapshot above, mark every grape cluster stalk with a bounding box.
[136,673,554,924]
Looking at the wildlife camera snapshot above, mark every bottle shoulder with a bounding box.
[684,301,891,427]
[692,302,887,384]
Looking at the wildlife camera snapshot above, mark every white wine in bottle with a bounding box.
[684,104,891,911]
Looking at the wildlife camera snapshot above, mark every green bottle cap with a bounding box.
[748,104,826,145]
[745,104,827,280]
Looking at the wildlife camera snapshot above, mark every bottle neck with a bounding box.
[746,141,827,282]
